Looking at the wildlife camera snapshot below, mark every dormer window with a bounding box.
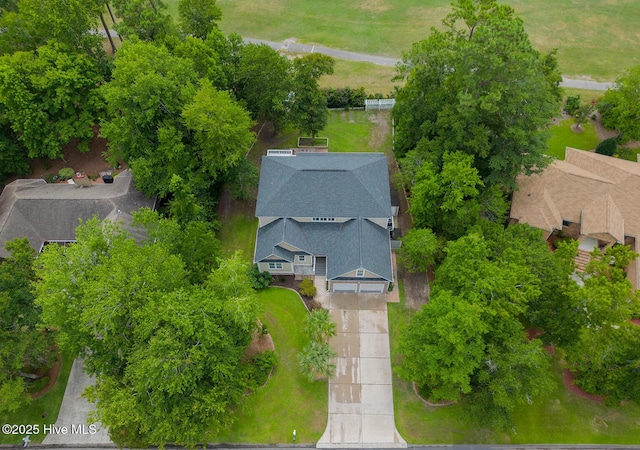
[356,269,365,277]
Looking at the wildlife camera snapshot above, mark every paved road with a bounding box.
[243,38,613,91]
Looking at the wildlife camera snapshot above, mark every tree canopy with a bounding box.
[36,218,259,447]
[599,66,640,141]
[0,239,56,414]
[290,53,334,143]
[397,225,558,428]
[393,0,561,189]
[100,39,254,221]
[178,0,222,40]
[0,41,107,159]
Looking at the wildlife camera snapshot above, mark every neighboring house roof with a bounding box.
[256,153,391,218]
[511,148,640,244]
[0,170,155,258]
[255,218,392,281]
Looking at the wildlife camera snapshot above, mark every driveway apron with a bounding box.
[316,292,406,448]
[42,358,111,445]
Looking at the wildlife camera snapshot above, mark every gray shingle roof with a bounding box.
[0,170,155,258]
[255,218,392,281]
[256,153,391,218]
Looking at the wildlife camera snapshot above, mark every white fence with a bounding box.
[365,98,396,111]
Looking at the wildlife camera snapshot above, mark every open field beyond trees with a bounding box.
[165,0,640,81]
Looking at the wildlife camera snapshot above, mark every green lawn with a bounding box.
[162,0,640,81]
[325,110,390,153]
[216,212,258,261]
[0,350,75,445]
[388,296,640,445]
[546,118,600,160]
[212,288,327,444]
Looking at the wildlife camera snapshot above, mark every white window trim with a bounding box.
[356,269,365,277]
[268,262,284,270]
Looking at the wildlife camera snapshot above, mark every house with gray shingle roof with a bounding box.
[254,153,393,293]
[0,170,155,258]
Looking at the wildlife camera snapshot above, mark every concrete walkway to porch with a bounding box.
[314,278,406,448]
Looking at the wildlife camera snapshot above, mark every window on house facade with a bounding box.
[297,255,305,262]
[356,269,365,277]
[312,217,336,222]
[268,262,284,269]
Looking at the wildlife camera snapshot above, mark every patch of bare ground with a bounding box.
[399,266,430,310]
[368,112,390,150]
[244,320,275,361]
[30,355,61,400]
[563,369,605,402]
[28,127,121,180]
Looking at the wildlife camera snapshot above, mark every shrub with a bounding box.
[42,173,58,183]
[595,138,617,156]
[304,308,336,343]
[58,167,75,180]
[615,146,634,161]
[564,95,581,116]
[246,350,278,389]
[387,282,394,292]
[298,341,336,381]
[323,86,367,109]
[299,278,316,297]
[247,264,272,289]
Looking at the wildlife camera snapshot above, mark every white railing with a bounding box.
[365,98,396,111]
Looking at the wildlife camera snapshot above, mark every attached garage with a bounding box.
[359,283,385,293]
[332,283,358,293]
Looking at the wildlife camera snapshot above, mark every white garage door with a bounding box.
[333,283,358,293]
[359,283,385,293]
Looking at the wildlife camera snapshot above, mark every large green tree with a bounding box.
[599,66,640,141]
[111,0,175,42]
[397,228,555,428]
[0,239,56,414]
[393,0,561,189]
[36,218,259,448]
[100,40,254,220]
[0,0,103,55]
[178,0,221,40]
[237,43,293,133]
[290,53,334,143]
[0,41,107,159]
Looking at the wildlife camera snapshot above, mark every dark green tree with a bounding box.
[111,0,176,41]
[36,219,259,448]
[237,43,293,133]
[290,53,334,144]
[599,66,640,141]
[393,0,560,189]
[0,239,56,414]
[0,41,106,159]
[595,137,617,156]
[178,0,221,39]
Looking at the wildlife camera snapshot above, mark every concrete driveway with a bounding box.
[42,358,111,445]
[316,290,406,448]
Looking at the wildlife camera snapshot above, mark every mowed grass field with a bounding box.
[166,0,640,81]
